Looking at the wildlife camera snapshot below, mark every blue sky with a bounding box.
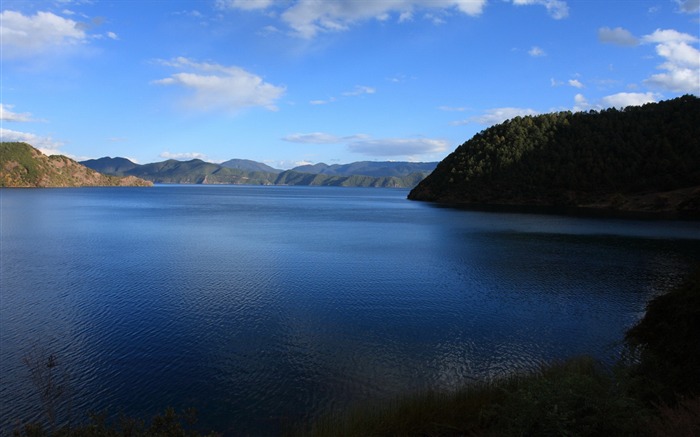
[1,0,699,168]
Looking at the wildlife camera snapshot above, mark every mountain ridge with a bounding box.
[0,142,152,188]
[82,157,437,188]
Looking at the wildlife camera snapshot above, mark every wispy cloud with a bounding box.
[159,151,209,161]
[282,132,368,144]
[152,57,286,113]
[528,46,546,57]
[0,104,37,122]
[342,85,376,96]
[283,132,345,144]
[568,79,584,88]
[347,137,448,157]
[309,97,336,105]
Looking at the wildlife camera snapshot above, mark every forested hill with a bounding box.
[408,95,700,215]
[0,142,152,188]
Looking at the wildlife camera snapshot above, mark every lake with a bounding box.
[1,185,699,435]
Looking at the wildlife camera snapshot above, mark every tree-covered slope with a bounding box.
[80,156,139,175]
[408,95,700,213]
[220,158,282,174]
[0,143,152,188]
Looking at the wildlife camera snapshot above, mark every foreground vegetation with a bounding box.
[11,267,700,436]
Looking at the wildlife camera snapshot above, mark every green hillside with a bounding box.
[0,142,152,188]
[409,95,700,214]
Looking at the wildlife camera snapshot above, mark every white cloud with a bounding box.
[573,92,659,112]
[573,93,590,111]
[0,10,87,58]
[347,137,449,157]
[512,0,569,19]
[600,92,658,108]
[642,28,698,44]
[283,132,344,144]
[106,31,118,40]
[152,57,286,112]
[528,46,546,57]
[598,27,638,46]
[568,79,584,88]
[159,151,209,161]
[0,104,36,122]
[453,107,539,126]
[641,29,700,94]
[0,128,64,155]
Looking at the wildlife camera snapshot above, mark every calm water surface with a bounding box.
[2,186,699,435]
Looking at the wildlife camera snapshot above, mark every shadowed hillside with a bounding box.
[409,95,700,215]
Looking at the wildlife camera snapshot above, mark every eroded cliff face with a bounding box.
[1,143,152,188]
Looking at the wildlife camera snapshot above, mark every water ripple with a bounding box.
[2,186,698,435]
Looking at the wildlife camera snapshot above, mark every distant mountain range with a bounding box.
[81,157,437,188]
[289,161,438,178]
[0,143,152,188]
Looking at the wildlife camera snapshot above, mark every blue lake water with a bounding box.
[1,185,699,435]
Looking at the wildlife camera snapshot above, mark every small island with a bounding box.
[0,142,152,188]
[409,95,700,216]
